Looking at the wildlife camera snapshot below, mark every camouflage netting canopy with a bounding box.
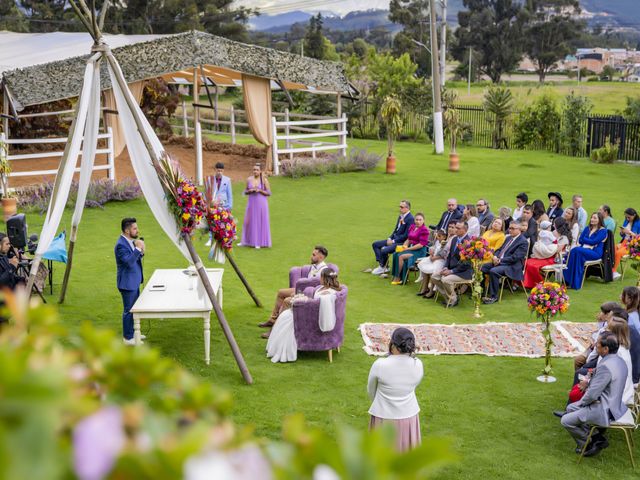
[0,30,351,110]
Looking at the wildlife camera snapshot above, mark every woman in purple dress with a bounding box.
[241,164,271,248]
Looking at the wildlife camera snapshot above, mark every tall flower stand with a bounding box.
[471,260,484,319]
[536,313,555,383]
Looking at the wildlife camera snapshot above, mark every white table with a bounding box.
[130,268,223,365]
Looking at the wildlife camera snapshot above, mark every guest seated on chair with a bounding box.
[546,192,564,223]
[522,217,571,289]
[261,245,329,337]
[430,198,463,232]
[520,205,538,249]
[613,208,640,279]
[462,204,480,238]
[498,206,513,231]
[563,212,607,290]
[560,332,630,458]
[476,198,494,232]
[513,192,528,222]
[481,218,506,252]
[481,222,528,304]
[532,199,550,225]
[390,213,429,285]
[621,286,640,335]
[573,301,618,372]
[572,194,588,231]
[429,221,472,307]
[266,268,342,363]
[371,200,415,275]
[598,204,616,233]
[562,207,580,249]
[416,225,454,298]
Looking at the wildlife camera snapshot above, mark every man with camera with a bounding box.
[0,232,25,290]
[115,218,145,345]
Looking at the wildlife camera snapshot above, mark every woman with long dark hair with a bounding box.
[240,163,271,248]
[531,199,549,225]
[368,327,423,452]
[523,216,571,289]
[621,286,640,335]
[613,207,640,276]
[564,212,608,289]
[562,207,580,249]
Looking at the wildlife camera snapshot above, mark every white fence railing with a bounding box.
[271,113,347,175]
[0,127,115,185]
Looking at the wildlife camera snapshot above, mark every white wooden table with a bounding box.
[130,268,223,365]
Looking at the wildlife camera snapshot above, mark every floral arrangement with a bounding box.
[459,236,494,318]
[628,235,640,286]
[459,236,493,262]
[207,204,236,250]
[528,282,570,380]
[156,154,207,236]
[528,281,570,317]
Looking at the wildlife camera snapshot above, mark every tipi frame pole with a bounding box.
[224,250,262,307]
[183,234,253,384]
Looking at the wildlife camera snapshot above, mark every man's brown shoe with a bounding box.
[261,330,271,339]
[258,320,275,328]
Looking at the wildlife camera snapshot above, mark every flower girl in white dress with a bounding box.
[267,269,341,363]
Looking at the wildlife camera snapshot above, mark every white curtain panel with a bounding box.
[69,59,102,242]
[106,53,192,263]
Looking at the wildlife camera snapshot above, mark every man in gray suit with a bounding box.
[561,332,631,456]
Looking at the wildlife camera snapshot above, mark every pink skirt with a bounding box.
[369,414,422,452]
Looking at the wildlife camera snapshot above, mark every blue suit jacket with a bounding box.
[390,212,415,244]
[446,234,473,279]
[115,236,143,291]
[206,175,233,209]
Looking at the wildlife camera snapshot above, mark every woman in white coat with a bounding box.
[367,327,424,451]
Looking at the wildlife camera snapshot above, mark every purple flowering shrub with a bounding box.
[280,148,382,178]
[16,178,142,213]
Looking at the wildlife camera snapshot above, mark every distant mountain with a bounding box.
[580,0,640,30]
[249,11,312,31]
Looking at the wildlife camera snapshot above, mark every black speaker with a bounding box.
[7,213,28,249]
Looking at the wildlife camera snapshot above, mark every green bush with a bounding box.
[0,293,455,480]
[513,95,560,152]
[561,93,592,157]
[590,138,619,163]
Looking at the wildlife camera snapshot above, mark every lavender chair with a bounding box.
[292,285,348,363]
[289,263,339,294]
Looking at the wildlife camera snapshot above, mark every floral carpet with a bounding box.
[359,321,597,358]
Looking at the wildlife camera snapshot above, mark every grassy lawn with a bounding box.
[18,139,640,479]
[448,80,640,114]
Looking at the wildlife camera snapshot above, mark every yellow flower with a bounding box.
[182,212,191,221]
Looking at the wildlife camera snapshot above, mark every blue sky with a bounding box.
[233,0,390,16]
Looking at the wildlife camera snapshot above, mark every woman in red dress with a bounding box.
[523,217,572,289]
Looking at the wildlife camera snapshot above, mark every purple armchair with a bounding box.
[289,263,339,294]
[292,285,348,362]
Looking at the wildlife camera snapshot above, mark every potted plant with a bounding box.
[380,95,403,174]
[0,134,16,221]
[444,107,463,172]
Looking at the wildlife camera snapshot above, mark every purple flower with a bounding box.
[73,407,125,480]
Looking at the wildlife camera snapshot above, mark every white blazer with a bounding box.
[367,354,424,419]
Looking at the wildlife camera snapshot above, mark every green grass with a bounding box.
[21,139,640,479]
[448,80,640,114]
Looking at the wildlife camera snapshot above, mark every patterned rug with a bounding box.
[358,321,598,358]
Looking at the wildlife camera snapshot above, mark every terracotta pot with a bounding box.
[448,152,460,172]
[2,197,17,222]
[386,154,396,174]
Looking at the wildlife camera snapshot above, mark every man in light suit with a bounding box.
[561,332,630,456]
[371,200,415,275]
[481,222,529,304]
[205,162,233,246]
[115,217,145,345]
[429,221,472,307]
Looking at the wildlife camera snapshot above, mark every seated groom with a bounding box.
[481,222,528,304]
[370,200,414,275]
[429,221,472,307]
[430,198,463,232]
[261,245,329,338]
[560,332,630,457]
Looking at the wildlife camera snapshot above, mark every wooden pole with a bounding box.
[224,249,262,307]
[183,234,253,384]
[58,226,77,303]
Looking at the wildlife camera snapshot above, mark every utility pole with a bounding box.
[440,0,447,88]
[429,0,444,154]
[468,47,472,95]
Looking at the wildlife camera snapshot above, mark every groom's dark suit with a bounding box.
[481,233,528,299]
[115,235,144,340]
[372,212,415,268]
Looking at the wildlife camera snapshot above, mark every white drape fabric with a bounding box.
[317,290,337,332]
[33,56,97,266]
[103,81,144,158]
[106,53,191,263]
[70,60,102,242]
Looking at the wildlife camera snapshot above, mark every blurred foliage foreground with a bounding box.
[0,291,455,480]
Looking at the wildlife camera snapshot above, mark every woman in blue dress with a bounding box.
[564,212,608,290]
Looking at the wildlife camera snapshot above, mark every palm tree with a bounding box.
[483,86,513,149]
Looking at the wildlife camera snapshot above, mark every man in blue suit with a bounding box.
[429,221,472,307]
[371,200,415,275]
[115,217,145,345]
[481,222,529,304]
[205,162,233,246]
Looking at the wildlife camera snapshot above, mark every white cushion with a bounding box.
[611,409,635,427]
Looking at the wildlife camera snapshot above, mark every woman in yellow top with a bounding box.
[482,218,506,251]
